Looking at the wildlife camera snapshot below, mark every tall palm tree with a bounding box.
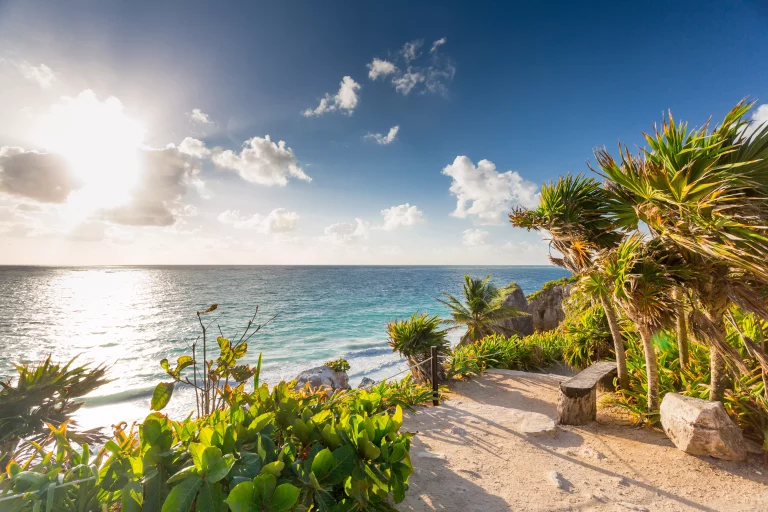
[438,275,522,346]
[510,174,630,389]
[387,313,450,384]
[594,101,768,400]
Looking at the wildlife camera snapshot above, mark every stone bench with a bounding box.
[556,361,616,425]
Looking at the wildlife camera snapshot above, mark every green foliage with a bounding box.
[0,356,111,465]
[323,358,350,373]
[561,304,614,370]
[448,332,565,379]
[387,313,449,359]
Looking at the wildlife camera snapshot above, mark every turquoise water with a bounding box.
[0,265,569,425]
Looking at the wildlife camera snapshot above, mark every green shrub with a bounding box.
[526,275,577,302]
[323,358,350,373]
[561,305,614,370]
[387,313,450,383]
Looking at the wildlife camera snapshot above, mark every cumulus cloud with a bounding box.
[103,146,203,227]
[442,156,539,225]
[18,61,56,88]
[463,228,490,246]
[367,58,397,80]
[218,208,299,233]
[178,137,211,158]
[365,125,399,145]
[212,135,311,186]
[187,108,214,125]
[324,218,370,243]
[430,37,447,54]
[303,76,361,117]
[380,203,425,230]
[0,146,79,203]
[743,104,768,139]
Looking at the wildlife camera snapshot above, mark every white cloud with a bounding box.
[430,37,447,54]
[365,125,399,145]
[442,156,540,225]
[743,104,768,139]
[212,135,311,186]
[0,146,78,203]
[402,40,423,63]
[392,71,425,95]
[367,58,397,80]
[218,208,299,233]
[303,76,361,117]
[380,203,425,231]
[178,137,211,158]
[324,218,370,243]
[463,228,490,246]
[187,108,213,125]
[18,62,56,88]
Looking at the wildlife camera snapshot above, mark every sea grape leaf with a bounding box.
[271,483,300,512]
[224,481,253,512]
[151,382,174,411]
[324,445,356,486]
[121,481,143,512]
[195,481,222,512]
[161,474,202,512]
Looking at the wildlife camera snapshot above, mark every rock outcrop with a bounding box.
[496,283,534,336]
[358,377,376,390]
[659,392,747,461]
[527,282,572,332]
[294,366,350,391]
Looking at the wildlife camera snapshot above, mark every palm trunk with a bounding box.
[599,294,628,390]
[637,324,660,412]
[674,288,689,368]
[704,308,728,402]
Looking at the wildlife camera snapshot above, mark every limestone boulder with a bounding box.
[660,393,747,461]
[495,283,534,337]
[527,282,572,332]
[358,377,376,390]
[294,366,350,391]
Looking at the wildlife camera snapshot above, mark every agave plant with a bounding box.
[437,275,522,346]
[511,174,629,389]
[387,313,450,384]
[0,356,111,466]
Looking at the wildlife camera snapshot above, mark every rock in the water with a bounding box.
[357,377,376,390]
[547,471,572,492]
[496,283,534,337]
[660,393,747,461]
[527,282,571,331]
[294,366,350,391]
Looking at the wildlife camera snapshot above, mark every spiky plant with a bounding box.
[594,101,768,400]
[387,313,450,384]
[0,356,111,465]
[511,174,629,389]
[437,275,522,346]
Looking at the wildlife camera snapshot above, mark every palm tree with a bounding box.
[510,174,630,389]
[387,313,450,384]
[594,101,768,400]
[438,275,522,346]
[602,235,684,412]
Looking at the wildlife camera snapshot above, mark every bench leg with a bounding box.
[557,387,596,425]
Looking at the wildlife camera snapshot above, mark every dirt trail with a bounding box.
[399,369,768,512]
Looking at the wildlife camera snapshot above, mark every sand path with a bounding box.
[399,369,768,512]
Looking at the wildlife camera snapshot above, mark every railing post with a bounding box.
[431,345,439,406]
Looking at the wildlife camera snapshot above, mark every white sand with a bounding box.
[400,369,768,512]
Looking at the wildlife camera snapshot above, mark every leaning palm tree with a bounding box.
[387,313,450,384]
[438,275,522,346]
[594,101,768,400]
[602,235,684,412]
[510,174,630,389]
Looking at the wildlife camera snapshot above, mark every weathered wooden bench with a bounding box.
[556,361,617,425]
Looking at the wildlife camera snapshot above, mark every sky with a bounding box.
[0,0,767,265]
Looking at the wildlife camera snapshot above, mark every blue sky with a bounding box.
[0,1,767,264]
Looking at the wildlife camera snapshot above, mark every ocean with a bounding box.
[0,265,569,427]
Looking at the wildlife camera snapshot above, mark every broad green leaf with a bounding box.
[195,481,222,512]
[161,475,203,512]
[122,481,144,512]
[310,448,333,480]
[205,454,235,483]
[151,382,175,411]
[270,483,300,512]
[252,474,277,507]
[248,412,273,434]
[189,443,206,471]
[167,465,199,484]
[259,460,284,477]
[314,489,338,512]
[325,445,356,486]
[224,481,253,512]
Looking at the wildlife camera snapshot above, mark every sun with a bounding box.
[39,90,146,223]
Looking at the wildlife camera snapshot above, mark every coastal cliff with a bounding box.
[498,277,575,335]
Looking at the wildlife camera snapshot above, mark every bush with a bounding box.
[447,332,565,379]
[561,304,614,370]
[387,313,450,384]
[324,358,350,373]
